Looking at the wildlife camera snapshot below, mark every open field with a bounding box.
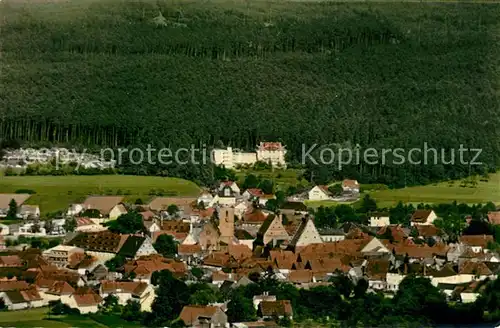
[305,200,356,208]
[0,307,139,328]
[235,168,307,190]
[370,173,500,208]
[0,175,201,215]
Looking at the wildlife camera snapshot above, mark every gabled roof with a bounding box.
[101,281,148,296]
[459,235,494,248]
[118,236,147,258]
[258,142,284,151]
[0,194,31,209]
[179,305,219,326]
[147,197,197,212]
[178,244,202,255]
[280,202,308,211]
[68,231,128,254]
[411,210,433,223]
[288,270,313,283]
[459,261,493,276]
[0,281,30,291]
[72,287,102,307]
[289,217,321,248]
[245,189,264,197]
[5,286,42,304]
[259,300,293,317]
[46,281,75,295]
[342,179,359,189]
[235,229,254,240]
[82,196,124,215]
[0,255,23,267]
[243,210,268,224]
[257,214,277,236]
[414,224,442,237]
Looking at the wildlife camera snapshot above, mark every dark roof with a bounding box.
[118,236,146,258]
[257,214,276,237]
[280,202,308,211]
[68,232,125,253]
[219,280,234,294]
[235,229,254,240]
[289,217,311,247]
[411,210,432,223]
[484,261,500,274]
[259,300,293,317]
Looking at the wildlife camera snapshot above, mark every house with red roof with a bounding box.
[341,179,360,194]
[179,305,228,327]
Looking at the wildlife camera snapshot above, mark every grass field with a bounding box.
[370,173,500,208]
[0,307,140,328]
[235,168,307,190]
[0,175,201,215]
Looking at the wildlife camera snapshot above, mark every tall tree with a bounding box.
[6,199,17,220]
[227,289,256,323]
[149,270,190,326]
[63,217,77,233]
[154,234,177,258]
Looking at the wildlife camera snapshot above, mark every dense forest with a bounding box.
[1,0,499,185]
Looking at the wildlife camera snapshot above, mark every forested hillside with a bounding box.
[1,0,499,185]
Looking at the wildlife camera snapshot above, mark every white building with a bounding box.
[100,281,155,312]
[256,142,287,167]
[212,147,257,169]
[308,185,331,201]
[212,142,287,169]
[370,214,391,227]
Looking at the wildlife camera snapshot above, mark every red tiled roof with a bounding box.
[244,210,268,224]
[288,270,313,283]
[140,211,156,220]
[459,261,493,276]
[0,281,30,291]
[342,180,359,189]
[0,255,23,267]
[228,244,252,261]
[72,287,103,306]
[178,244,202,255]
[246,189,264,197]
[47,281,75,295]
[258,142,284,151]
[179,305,219,326]
[459,235,494,248]
[101,281,148,296]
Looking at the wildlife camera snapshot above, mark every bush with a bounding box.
[15,189,36,194]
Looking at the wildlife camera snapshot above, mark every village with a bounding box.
[0,161,499,328]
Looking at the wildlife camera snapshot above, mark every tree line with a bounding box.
[1,1,499,186]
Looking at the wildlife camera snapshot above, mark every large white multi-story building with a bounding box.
[212,142,286,169]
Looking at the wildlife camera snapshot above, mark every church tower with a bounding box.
[218,206,235,244]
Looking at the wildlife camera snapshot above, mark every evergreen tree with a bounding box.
[6,199,17,220]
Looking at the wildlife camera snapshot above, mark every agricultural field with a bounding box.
[0,307,137,327]
[370,173,500,208]
[0,175,200,215]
